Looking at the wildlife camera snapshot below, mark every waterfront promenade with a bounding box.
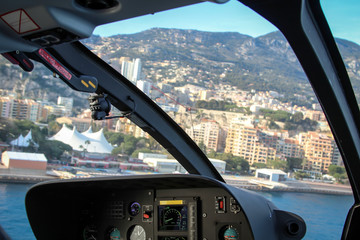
[0,167,353,195]
[224,175,353,195]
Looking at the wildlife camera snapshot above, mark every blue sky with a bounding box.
[94,0,360,45]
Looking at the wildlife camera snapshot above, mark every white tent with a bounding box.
[10,130,39,148]
[49,124,113,154]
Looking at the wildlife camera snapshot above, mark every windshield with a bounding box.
[320,0,360,107]
[0,0,356,239]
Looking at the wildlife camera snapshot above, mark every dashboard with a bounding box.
[25,174,305,240]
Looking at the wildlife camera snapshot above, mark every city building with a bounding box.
[0,97,43,122]
[185,119,226,152]
[299,131,333,173]
[255,169,287,182]
[57,96,73,117]
[199,90,213,100]
[225,121,276,165]
[304,110,326,121]
[1,151,47,171]
[121,58,142,83]
[276,138,303,159]
[142,156,226,174]
[331,140,343,166]
[136,80,152,96]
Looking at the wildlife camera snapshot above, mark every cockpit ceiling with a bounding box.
[0,0,228,53]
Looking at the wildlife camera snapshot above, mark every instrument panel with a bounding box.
[25,174,306,240]
[78,188,250,240]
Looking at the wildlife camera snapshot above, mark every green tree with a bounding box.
[47,114,57,123]
[198,141,207,153]
[119,135,137,155]
[105,132,125,146]
[292,112,304,123]
[268,120,280,129]
[267,158,287,171]
[207,151,249,174]
[294,171,311,180]
[38,140,72,160]
[48,121,61,136]
[112,146,124,155]
[252,162,267,169]
[286,157,303,171]
[328,165,346,176]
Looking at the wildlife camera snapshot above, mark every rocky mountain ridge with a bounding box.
[0,28,359,108]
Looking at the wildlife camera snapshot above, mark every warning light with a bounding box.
[215,196,226,213]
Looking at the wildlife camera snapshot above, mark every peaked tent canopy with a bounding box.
[49,124,113,154]
[10,130,39,148]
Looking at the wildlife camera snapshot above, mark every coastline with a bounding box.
[224,176,353,195]
[0,172,353,196]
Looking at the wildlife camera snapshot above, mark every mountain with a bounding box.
[83,28,360,101]
[0,28,359,108]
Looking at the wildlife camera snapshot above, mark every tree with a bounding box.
[47,114,57,123]
[207,151,249,174]
[198,141,207,153]
[328,165,346,176]
[267,158,287,171]
[105,132,124,146]
[118,135,137,155]
[38,140,72,160]
[112,146,124,155]
[292,112,304,123]
[48,121,61,136]
[252,162,267,169]
[294,171,311,180]
[268,120,280,130]
[286,157,303,171]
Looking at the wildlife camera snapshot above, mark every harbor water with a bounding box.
[0,183,354,239]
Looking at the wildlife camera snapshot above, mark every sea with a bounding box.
[0,183,354,240]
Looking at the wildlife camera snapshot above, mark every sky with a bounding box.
[93,0,360,45]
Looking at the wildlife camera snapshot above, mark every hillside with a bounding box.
[0,28,359,108]
[83,28,360,102]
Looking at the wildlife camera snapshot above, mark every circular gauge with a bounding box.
[128,225,146,240]
[129,202,141,216]
[107,227,121,240]
[222,225,240,240]
[163,208,182,227]
[83,225,98,240]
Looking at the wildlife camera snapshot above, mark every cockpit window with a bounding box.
[0,1,356,239]
[321,0,360,107]
[81,1,354,239]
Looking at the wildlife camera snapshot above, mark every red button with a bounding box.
[220,200,224,209]
[143,213,150,219]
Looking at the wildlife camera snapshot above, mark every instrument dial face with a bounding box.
[83,225,97,240]
[163,208,182,227]
[108,227,121,240]
[129,202,141,216]
[128,225,146,240]
[223,226,239,240]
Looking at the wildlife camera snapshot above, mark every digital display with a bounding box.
[158,205,188,231]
